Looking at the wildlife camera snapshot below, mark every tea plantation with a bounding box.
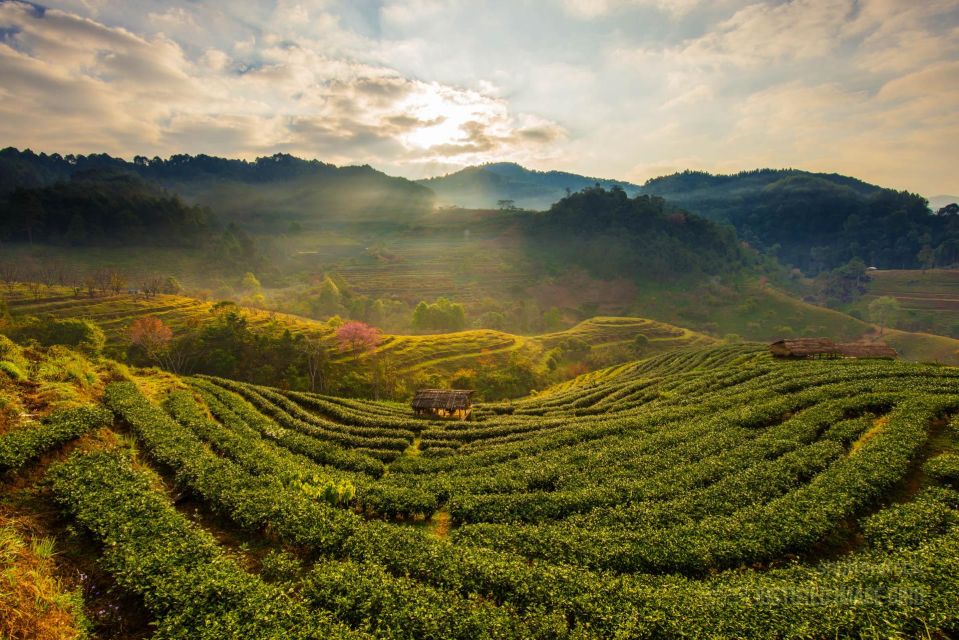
[2,337,959,638]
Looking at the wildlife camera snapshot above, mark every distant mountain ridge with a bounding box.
[418,162,642,210]
[0,147,434,229]
[641,168,947,273]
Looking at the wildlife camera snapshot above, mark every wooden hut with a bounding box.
[769,338,841,359]
[836,342,898,359]
[412,389,474,420]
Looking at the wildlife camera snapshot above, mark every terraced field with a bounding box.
[3,336,959,638]
[4,286,707,379]
[866,269,959,315]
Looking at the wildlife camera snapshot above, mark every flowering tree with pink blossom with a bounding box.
[336,321,381,355]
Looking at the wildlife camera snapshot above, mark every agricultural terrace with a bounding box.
[3,285,707,382]
[2,337,959,637]
[856,269,959,340]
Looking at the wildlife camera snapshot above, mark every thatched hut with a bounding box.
[836,342,898,359]
[412,389,474,420]
[769,338,841,359]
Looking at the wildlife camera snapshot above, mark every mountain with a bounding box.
[418,162,642,210]
[0,148,435,231]
[641,169,951,273]
[0,169,215,246]
[522,186,754,280]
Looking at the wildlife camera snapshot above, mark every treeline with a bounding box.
[523,186,757,280]
[0,170,212,245]
[0,147,435,230]
[644,169,957,273]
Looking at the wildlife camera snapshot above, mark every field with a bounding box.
[2,285,709,382]
[2,336,959,638]
[856,269,959,338]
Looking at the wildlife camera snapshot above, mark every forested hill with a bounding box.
[0,170,214,246]
[419,162,642,210]
[522,186,756,280]
[0,148,435,229]
[642,169,956,273]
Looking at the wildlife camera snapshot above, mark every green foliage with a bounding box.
[862,487,959,551]
[296,475,356,507]
[0,405,112,470]
[6,338,959,638]
[47,449,358,639]
[0,170,213,246]
[644,168,941,273]
[0,360,26,381]
[6,316,106,355]
[924,453,959,487]
[526,186,755,280]
[869,295,902,333]
[240,272,261,293]
[411,298,467,333]
[35,346,100,389]
[258,549,302,584]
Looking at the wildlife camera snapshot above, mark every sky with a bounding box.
[0,0,957,196]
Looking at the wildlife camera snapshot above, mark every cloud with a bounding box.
[1,0,956,195]
[0,0,564,170]
[561,0,701,19]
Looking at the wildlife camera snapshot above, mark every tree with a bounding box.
[336,321,380,355]
[300,335,331,393]
[141,275,163,298]
[163,276,183,294]
[868,296,901,336]
[918,245,935,272]
[109,271,127,295]
[129,316,189,372]
[496,199,516,211]
[241,272,261,293]
[130,316,173,355]
[633,333,650,353]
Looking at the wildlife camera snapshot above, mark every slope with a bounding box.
[418,162,641,210]
[2,339,959,638]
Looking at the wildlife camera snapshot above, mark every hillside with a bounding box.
[0,148,435,231]
[2,285,709,399]
[419,162,641,210]
[2,339,958,637]
[850,269,959,339]
[642,169,946,273]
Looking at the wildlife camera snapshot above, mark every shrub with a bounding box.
[924,453,959,487]
[7,317,106,355]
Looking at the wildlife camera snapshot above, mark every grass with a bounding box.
[854,269,959,338]
[0,516,88,640]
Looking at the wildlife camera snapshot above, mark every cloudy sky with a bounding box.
[0,0,956,196]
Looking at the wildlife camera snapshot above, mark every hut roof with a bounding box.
[836,342,898,358]
[769,338,840,357]
[412,389,474,411]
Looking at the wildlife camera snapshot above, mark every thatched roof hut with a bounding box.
[412,389,474,420]
[836,342,898,359]
[770,338,898,359]
[769,338,841,358]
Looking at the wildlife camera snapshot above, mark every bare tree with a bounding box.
[93,268,112,296]
[369,350,397,401]
[0,261,20,293]
[27,281,43,301]
[301,335,331,393]
[83,275,97,298]
[141,275,163,298]
[109,271,128,295]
